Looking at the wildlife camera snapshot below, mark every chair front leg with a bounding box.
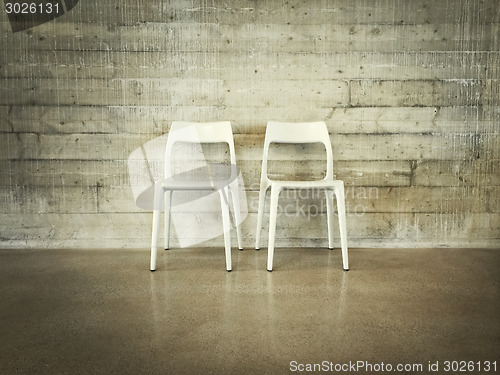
[325,188,334,249]
[151,182,164,271]
[219,187,232,272]
[267,185,280,271]
[335,183,349,271]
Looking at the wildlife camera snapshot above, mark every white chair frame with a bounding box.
[150,121,243,272]
[255,121,349,271]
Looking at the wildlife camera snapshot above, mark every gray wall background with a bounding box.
[0,0,499,249]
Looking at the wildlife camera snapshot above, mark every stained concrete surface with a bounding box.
[0,247,498,375]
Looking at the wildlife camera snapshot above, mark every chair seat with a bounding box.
[158,180,225,191]
[161,163,239,191]
[270,179,344,190]
[136,163,240,210]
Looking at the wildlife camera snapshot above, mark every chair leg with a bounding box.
[335,183,349,271]
[255,183,267,250]
[164,191,172,250]
[219,188,232,272]
[325,189,334,249]
[229,180,243,250]
[267,186,280,271]
[151,183,163,271]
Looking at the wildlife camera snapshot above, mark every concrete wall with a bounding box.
[1,0,499,249]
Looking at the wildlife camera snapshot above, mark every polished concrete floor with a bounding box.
[0,247,498,375]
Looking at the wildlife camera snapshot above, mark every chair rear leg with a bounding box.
[164,191,172,250]
[229,180,243,250]
[255,184,267,250]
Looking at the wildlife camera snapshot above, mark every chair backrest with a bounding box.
[261,121,334,181]
[165,121,236,177]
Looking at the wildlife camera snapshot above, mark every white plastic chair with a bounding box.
[150,121,243,272]
[255,121,349,271]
